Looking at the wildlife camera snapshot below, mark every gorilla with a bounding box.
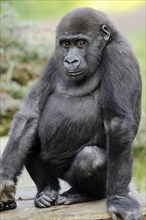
[0,7,142,220]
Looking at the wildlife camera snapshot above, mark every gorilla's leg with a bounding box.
[25,155,60,208]
[56,146,107,205]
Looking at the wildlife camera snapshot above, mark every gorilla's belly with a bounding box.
[39,91,104,156]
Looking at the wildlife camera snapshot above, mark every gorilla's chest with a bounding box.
[39,90,104,152]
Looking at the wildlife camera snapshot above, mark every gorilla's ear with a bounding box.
[102,25,110,41]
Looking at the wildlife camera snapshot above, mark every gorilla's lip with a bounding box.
[67,69,86,76]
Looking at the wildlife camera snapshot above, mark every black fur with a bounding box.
[0,8,142,219]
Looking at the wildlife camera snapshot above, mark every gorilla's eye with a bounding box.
[61,40,70,48]
[76,40,86,48]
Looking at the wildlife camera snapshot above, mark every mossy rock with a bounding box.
[0,93,22,136]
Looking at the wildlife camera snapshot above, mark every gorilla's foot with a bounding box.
[34,186,58,208]
[55,187,95,205]
[0,180,16,211]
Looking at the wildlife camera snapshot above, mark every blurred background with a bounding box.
[0,0,145,193]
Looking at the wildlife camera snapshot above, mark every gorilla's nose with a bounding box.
[64,56,80,70]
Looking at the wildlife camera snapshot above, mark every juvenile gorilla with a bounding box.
[0,7,142,220]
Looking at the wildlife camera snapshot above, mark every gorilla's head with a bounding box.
[55,8,116,81]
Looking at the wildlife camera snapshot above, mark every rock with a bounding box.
[1,193,146,220]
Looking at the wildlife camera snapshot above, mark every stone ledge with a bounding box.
[1,193,146,220]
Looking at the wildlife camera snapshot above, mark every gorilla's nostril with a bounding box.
[64,56,80,64]
[64,56,80,71]
[73,59,79,63]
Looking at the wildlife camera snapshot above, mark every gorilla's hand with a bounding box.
[34,186,58,208]
[107,194,142,220]
[0,179,16,211]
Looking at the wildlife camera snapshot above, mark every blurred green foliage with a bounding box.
[126,31,146,111]
[1,0,144,20]
[0,2,51,135]
[133,148,146,192]
[125,31,146,152]
[8,0,77,20]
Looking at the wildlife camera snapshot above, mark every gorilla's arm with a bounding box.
[0,58,55,183]
[101,38,141,219]
[1,85,40,181]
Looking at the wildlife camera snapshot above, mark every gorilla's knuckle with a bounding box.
[126,211,140,220]
[0,200,17,211]
[108,204,117,213]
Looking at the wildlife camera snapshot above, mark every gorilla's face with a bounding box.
[59,34,89,80]
[55,8,111,81]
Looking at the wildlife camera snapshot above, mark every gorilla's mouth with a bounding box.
[67,69,86,76]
